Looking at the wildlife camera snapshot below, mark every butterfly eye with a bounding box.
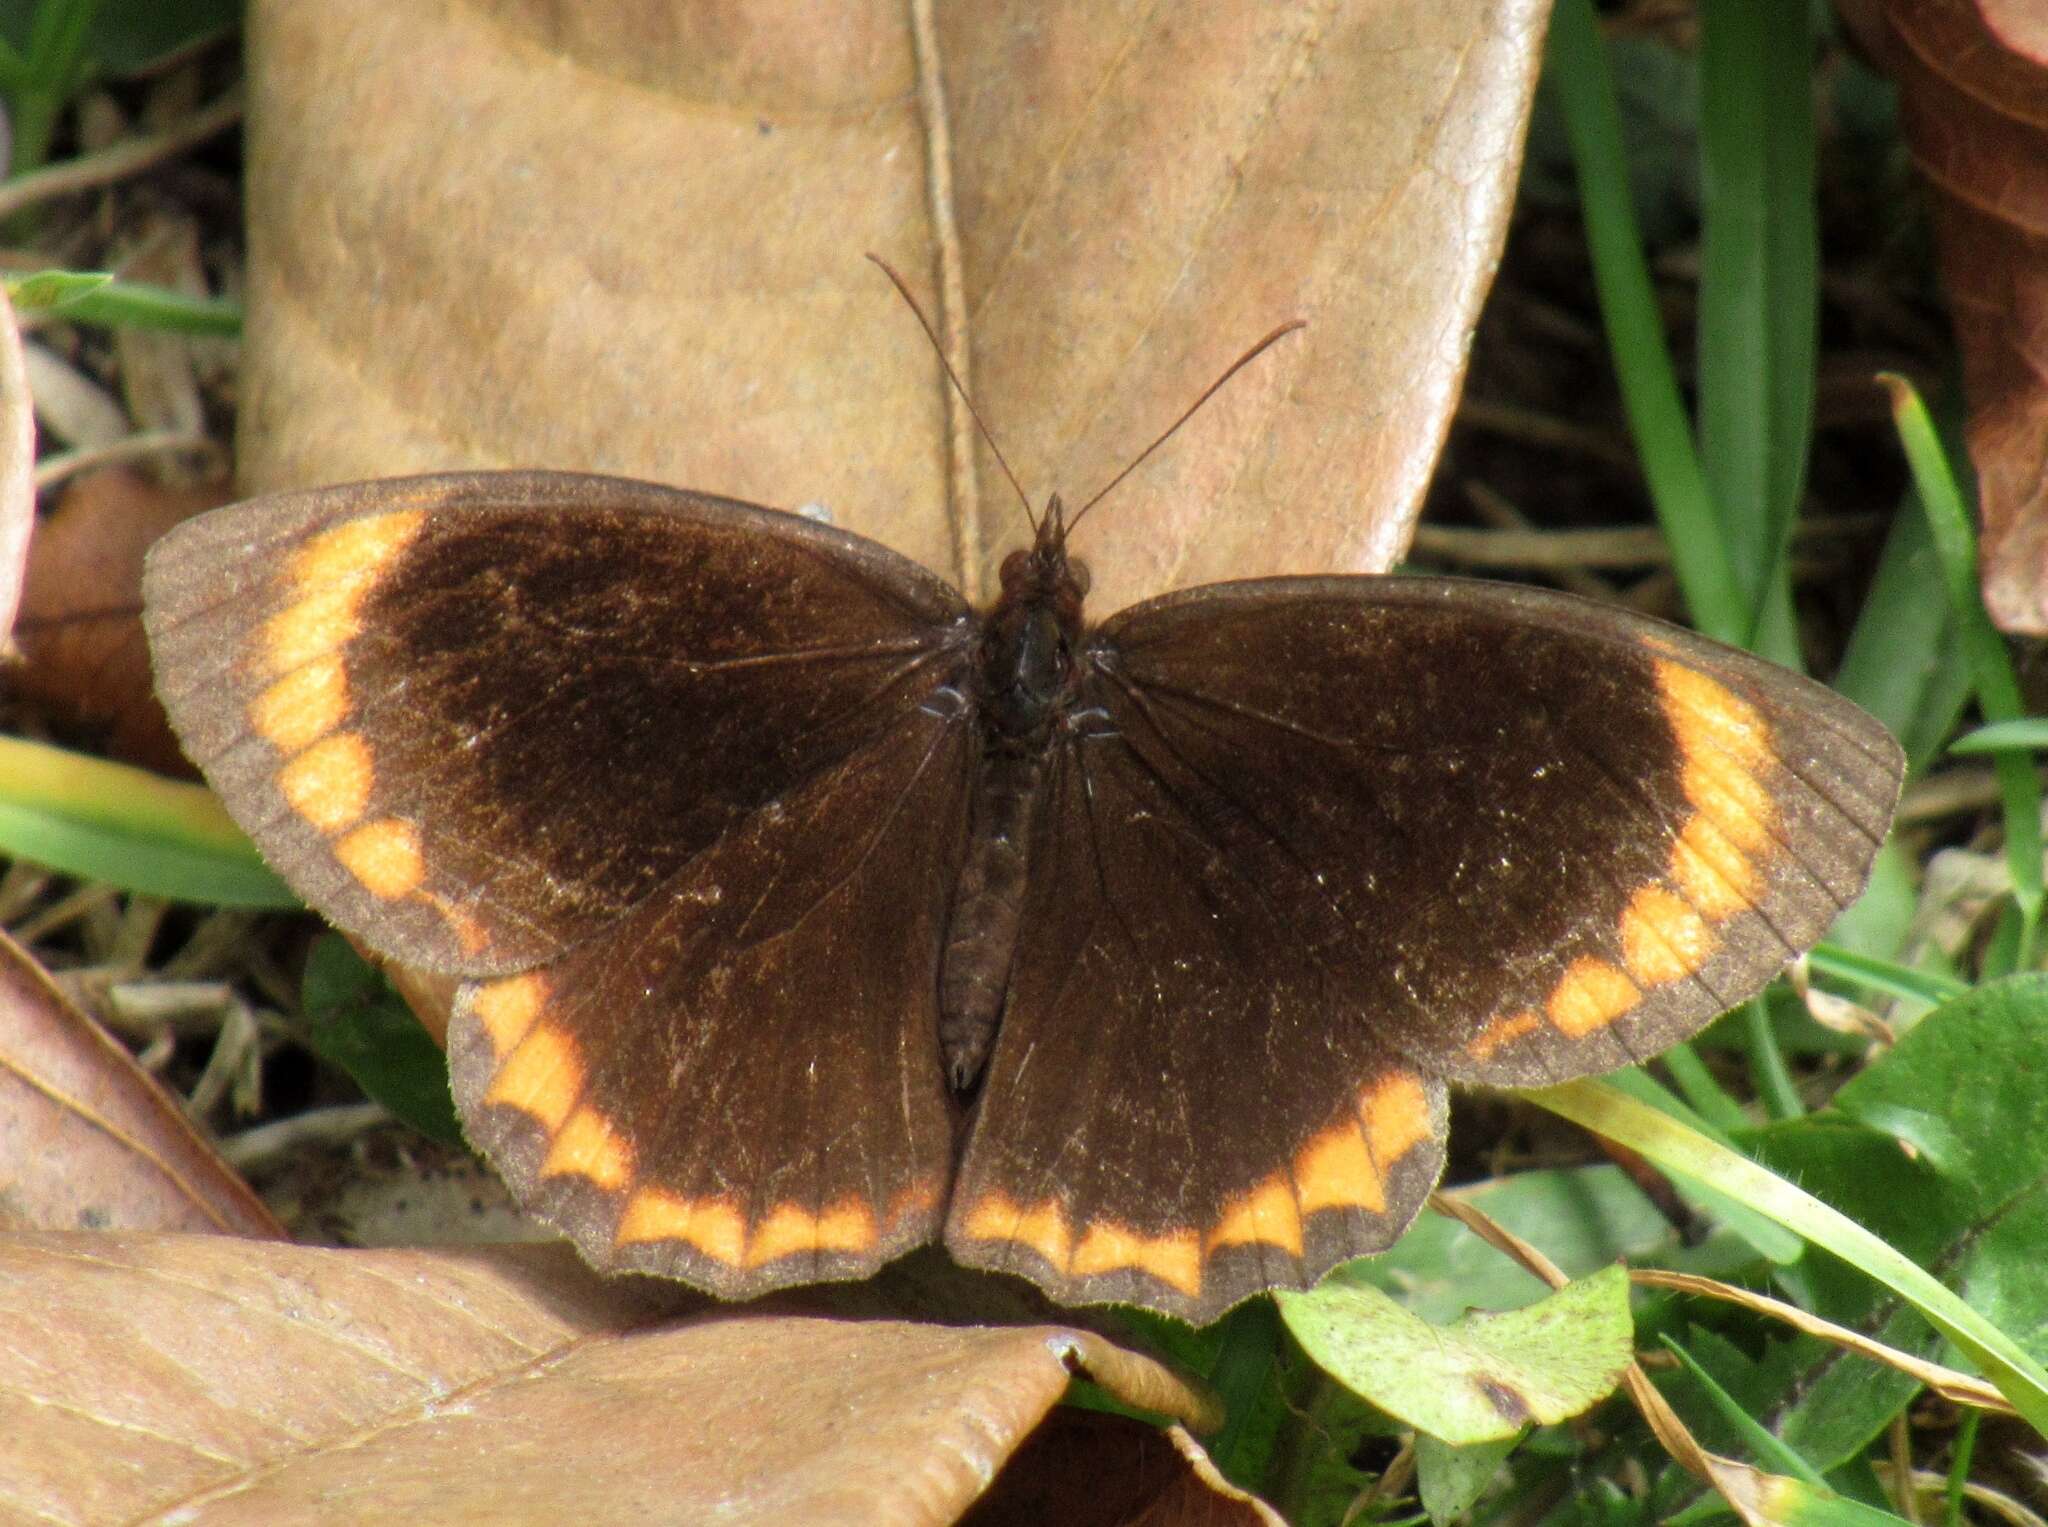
[999,549,1032,590]
[1068,558,1091,597]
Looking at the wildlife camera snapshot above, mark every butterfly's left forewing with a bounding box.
[949,576,1902,1321]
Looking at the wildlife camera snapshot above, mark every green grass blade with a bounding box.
[1949,718,2048,754]
[1696,0,1816,668]
[1804,943,1968,1007]
[0,735,295,907]
[1662,1334,1826,1485]
[1545,0,1745,644]
[9,0,106,175]
[1881,374,2043,953]
[8,268,241,334]
[1833,490,1971,775]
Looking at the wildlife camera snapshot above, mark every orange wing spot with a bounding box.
[1071,1220,1203,1296]
[420,891,492,958]
[1295,1118,1386,1215]
[1682,750,1775,854]
[276,732,373,832]
[262,585,365,676]
[468,971,548,1056]
[1620,884,1715,987]
[1653,656,1780,908]
[287,508,430,587]
[956,1191,1073,1271]
[248,654,350,752]
[541,1105,633,1191]
[263,510,426,675]
[1670,816,1762,921]
[883,1177,941,1234]
[745,1198,880,1266]
[482,1020,582,1131]
[1546,956,1641,1038]
[335,817,425,899]
[1361,1070,1434,1169]
[1208,1175,1305,1256]
[615,1187,747,1267]
[1652,659,1773,770]
[1465,1009,1542,1063]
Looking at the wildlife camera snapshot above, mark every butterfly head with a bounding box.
[1001,493,1090,609]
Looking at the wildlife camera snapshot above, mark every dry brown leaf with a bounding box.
[12,465,228,774]
[0,928,281,1239]
[0,1231,1253,1524]
[1631,1267,2015,1415]
[242,0,1546,611]
[0,281,33,648]
[1882,0,2048,633]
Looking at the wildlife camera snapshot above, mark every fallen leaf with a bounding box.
[0,281,32,647]
[0,1231,1253,1524]
[13,465,228,775]
[0,928,281,1239]
[241,0,1547,611]
[1882,0,2048,633]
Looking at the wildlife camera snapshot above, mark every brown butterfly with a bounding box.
[143,321,1902,1323]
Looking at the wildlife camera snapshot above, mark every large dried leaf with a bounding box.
[0,280,33,647]
[242,0,1545,610]
[0,929,281,1240]
[1882,0,2048,633]
[13,466,226,775]
[0,1232,1254,1524]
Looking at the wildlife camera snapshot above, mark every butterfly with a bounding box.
[143,354,1902,1324]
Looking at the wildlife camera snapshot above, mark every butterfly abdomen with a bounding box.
[936,519,1090,1093]
[938,744,1051,1091]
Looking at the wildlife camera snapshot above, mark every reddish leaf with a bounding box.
[0,929,281,1239]
[14,466,228,775]
[1884,0,2048,632]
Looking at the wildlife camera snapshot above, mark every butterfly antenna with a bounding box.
[1068,320,1306,534]
[867,254,1037,530]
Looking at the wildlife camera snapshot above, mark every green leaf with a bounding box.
[1662,1333,1825,1485]
[1832,974,2048,1226]
[1599,1067,1804,1263]
[0,735,296,907]
[300,935,464,1146]
[1532,1075,2048,1435]
[1337,1165,1678,1325]
[1277,1263,1633,1445]
[1415,1431,1517,1523]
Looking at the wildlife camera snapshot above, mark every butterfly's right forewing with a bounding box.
[145,471,979,1294]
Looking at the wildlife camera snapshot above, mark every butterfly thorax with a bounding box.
[935,502,1089,1094]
